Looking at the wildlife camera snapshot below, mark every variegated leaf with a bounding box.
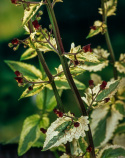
[5,60,42,80]
[23,1,43,26]
[20,48,37,60]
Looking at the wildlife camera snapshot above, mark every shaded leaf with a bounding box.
[113,100,125,116]
[18,114,41,156]
[91,105,123,148]
[115,123,125,134]
[113,134,125,147]
[97,145,125,158]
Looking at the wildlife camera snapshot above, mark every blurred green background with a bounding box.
[0,0,125,142]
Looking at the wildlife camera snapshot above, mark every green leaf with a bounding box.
[115,123,125,134]
[91,105,123,148]
[54,78,85,90]
[96,80,120,102]
[43,121,71,151]
[113,100,125,116]
[36,88,60,112]
[23,1,43,26]
[20,48,37,61]
[5,60,42,80]
[97,145,125,158]
[78,137,88,153]
[18,114,41,156]
[19,83,45,99]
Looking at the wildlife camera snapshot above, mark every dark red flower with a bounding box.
[32,20,40,30]
[86,145,92,152]
[100,81,107,90]
[74,60,79,66]
[11,38,19,45]
[11,0,18,4]
[83,44,92,53]
[89,80,94,88]
[15,77,23,83]
[40,128,47,134]
[28,86,33,91]
[15,71,21,77]
[74,122,80,127]
[104,98,110,103]
[90,26,96,30]
[53,108,58,114]
[58,111,63,117]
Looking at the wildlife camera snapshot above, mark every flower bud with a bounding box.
[86,145,92,152]
[100,81,107,90]
[104,97,110,103]
[8,43,13,48]
[74,122,80,127]
[90,26,96,30]
[39,10,43,15]
[11,38,19,45]
[40,128,47,134]
[89,80,94,89]
[11,0,18,4]
[15,77,23,83]
[83,44,92,53]
[15,71,21,77]
[28,86,33,91]
[32,20,41,30]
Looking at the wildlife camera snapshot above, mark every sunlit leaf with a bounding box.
[20,48,37,60]
[87,21,107,39]
[19,83,45,99]
[23,1,43,26]
[99,0,118,17]
[115,54,125,74]
[113,134,125,147]
[5,60,42,80]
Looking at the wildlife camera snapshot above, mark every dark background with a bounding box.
[0,0,125,143]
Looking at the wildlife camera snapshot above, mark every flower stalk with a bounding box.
[46,0,96,157]
[101,0,118,80]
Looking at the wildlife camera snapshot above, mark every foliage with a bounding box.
[4,0,125,157]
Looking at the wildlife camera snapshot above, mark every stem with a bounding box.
[23,5,64,112]
[101,0,118,80]
[46,1,96,157]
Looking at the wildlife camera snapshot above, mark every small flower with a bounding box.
[74,122,80,127]
[53,108,58,114]
[28,86,33,91]
[11,0,18,4]
[53,109,63,117]
[15,71,21,77]
[100,81,107,90]
[86,145,92,152]
[11,38,19,45]
[32,20,41,30]
[74,60,80,66]
[104,97,110,103]
[83,44,92,53]
[15,77,23,83]
[40,128,47,134]
[90,26,96,30]
[89,80,94,89]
